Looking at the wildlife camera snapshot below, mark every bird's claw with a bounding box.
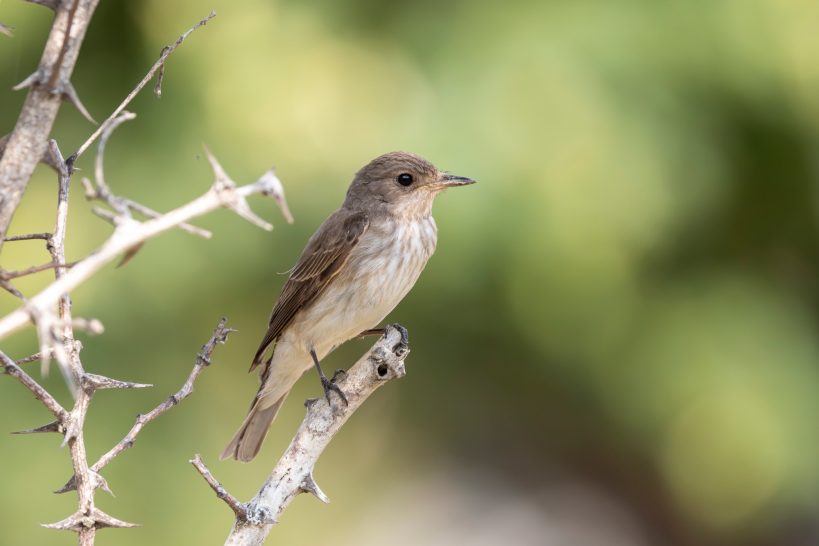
[321,375,348,407]
[389,323,409,353]
[331,368,347,383]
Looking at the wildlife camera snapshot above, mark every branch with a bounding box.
[92,319,234,474]
[80,111,211,239]
[191,455,248,520]
[4,232,51,242]
[209,325,410,546]
[0,149,291,341]
[0,260,76,280]
[69,11,216,165]
[55,319,234,496]
[0,0,100,248]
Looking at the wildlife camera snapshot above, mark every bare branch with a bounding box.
[15,351,52,365]
[92,111,136,212]
[190,455,248,520]
[0,153,291,340]
[89,319,233,473]
[221,325,409,545]
[82,373,151,391]
[81,111,211,239]
[0,260,76,280]
[4,232,51,242]
[70,11,217,164]
[0,0,101,248]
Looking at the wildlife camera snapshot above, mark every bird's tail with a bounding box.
[219,392,289,462]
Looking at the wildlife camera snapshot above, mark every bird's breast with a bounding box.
[291,216,437,357]
[345,215,437,313]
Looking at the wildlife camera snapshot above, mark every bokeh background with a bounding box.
[2,1,819,544]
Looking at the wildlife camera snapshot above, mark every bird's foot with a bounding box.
[358,324,409,349]
[321,374,348,407]
[331,368,347,383]
[388,323,409,353]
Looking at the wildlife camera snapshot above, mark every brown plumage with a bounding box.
[221,151,474,462]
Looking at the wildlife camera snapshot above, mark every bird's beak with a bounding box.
[437,173,476,188]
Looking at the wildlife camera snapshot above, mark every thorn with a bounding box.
[81,177,98,199]
[93,472,115,497]
[42,513,83,532]
[42,509,139,531]
[82,372,152,390]
[154,46,170,97]
[231,198,274,231]
[203,145,232,189]
[54,475,76,494]
[0,22,14,37]
[92,508,139,529]
[13,71,40,91]
[25,0,59,11]
[299,471,330,504]
[62,81,97,124]
[12,420,63,435]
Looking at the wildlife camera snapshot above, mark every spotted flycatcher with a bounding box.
[221,151,475,462]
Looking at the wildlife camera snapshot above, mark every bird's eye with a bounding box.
[397,173,414,186]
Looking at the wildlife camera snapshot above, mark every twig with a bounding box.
[216,325,410,545]
[16,351,52,365]
[4,232,51,242]
[190,455,248,520]
[69,11,216,165]
[0,260,76,280]
[44,139,102,546]
[81,110,211,239]
[55,319,235,496]
[91,319,234,473]
[0,149,291,341]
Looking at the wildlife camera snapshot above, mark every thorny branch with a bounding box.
[190,325,411,546]
[0,0,101,248]
[69,11,216,166]
[55,319,235,495]
[191,454,249,520]
[0,146,291,347]
[80,111,212,239]
[0,9,291,546]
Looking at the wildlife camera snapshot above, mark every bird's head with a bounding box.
[344,151,475,218]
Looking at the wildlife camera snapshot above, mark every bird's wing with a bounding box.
[250,209,370,370]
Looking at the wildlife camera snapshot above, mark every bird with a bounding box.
[220,151,475,462]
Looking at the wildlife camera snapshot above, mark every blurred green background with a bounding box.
[3,0,819,544]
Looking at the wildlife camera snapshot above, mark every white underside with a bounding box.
[258,215,437,406]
